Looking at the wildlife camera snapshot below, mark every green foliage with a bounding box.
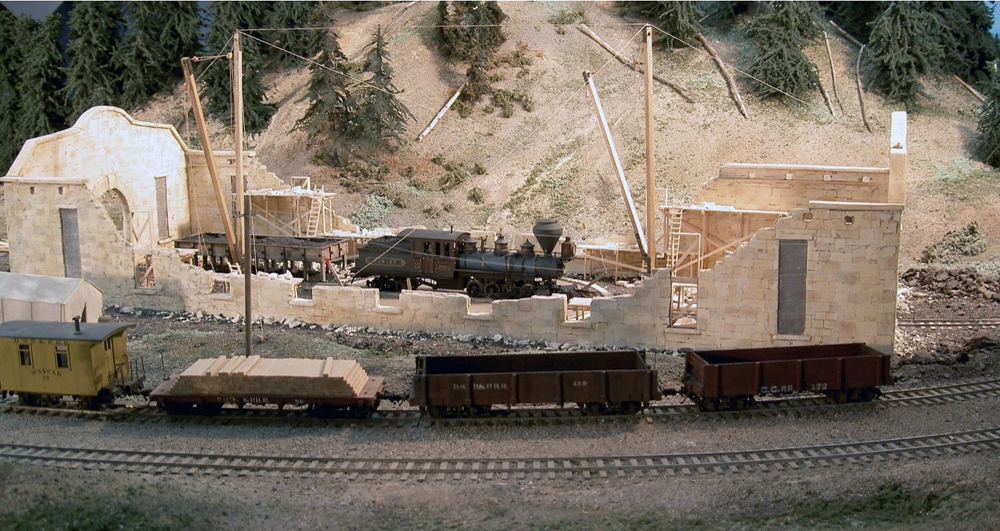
[925,2,1000,91]
[825,1,884,43]
[867,2,942,108]
[203,2,275,136]
[297,5,354,139]
[632,1,702,47]
[976,62,1000,168]
[748,2,821,100]
[116,1,202,109]
[265,1,320,66]
[438,1,507,61]
[347,25,415,150]
[548,7,587,34]
[921,222,988,264]
[15,14,66,142]
[350,194,394,229]
[66,2,125,121]
[467,186,486,204]
[0,11,21,170]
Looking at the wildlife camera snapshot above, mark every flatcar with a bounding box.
[0,319,144,409]
[681,343,892,411]
[149,355,385,418]
[409,351,662,417]
[352,219,577,299]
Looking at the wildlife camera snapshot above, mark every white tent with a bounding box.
[0,272,103,323]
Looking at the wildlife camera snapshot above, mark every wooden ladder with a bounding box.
[306,196,322,237]
[666,207,684,269]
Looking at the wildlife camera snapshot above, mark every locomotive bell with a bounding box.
[532,218,563,256]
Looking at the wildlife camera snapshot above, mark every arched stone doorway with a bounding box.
[100,189,131,242]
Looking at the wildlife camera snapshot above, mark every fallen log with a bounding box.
[824,31,843,111]
[829,20,863,48]
[697,33,749,119]
[953,75,985,102]
[417,82,466,142]
[577,23,696,103]
[856,45,873,134]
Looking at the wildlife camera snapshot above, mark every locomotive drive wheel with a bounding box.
[466,280,485,298]
[484,282,501,298]
[519,284,537,298]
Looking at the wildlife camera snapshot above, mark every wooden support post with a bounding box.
[233,31,246,257]
[583,71,648,259]
[417,82,466,141]
[644,25,655,274]
[244,194,252,358]
[824,32,843,111]
[856,45,873,134]
[697,33,749,119]
[181,57,238,262]
[577,24,696,103]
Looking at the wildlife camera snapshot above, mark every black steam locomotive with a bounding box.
[352,219,577,298]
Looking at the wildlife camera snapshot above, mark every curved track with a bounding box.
[0,428,997,481]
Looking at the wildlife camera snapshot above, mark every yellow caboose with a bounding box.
[0,320,143,408]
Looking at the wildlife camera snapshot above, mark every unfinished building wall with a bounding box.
[696,164,890,211]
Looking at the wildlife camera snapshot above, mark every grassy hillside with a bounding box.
[129,1,1000,271]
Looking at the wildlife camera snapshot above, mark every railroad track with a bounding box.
[897,318,1000,330]
[1,427,997,481]
[4,377,1000,426]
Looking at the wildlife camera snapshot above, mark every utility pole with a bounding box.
[233,31,246,258]
[244,194,252,358]
[644,25,656,274]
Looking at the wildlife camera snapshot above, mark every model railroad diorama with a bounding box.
[0,319,892,417]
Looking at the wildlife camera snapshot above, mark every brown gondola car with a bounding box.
[409,351,662,417]
[681,343,892,411]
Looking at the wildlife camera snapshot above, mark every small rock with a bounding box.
[493,334,503,342]
[195,311,203,319]
[933,270,950,282]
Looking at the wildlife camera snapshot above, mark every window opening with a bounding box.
[56,346,70,369]
[18,344,31,366]
[777,239,808,335]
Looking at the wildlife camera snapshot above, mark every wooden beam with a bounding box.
[233,31,246,257]
[583,71,648,259]
[856,45,873,134]
[181,57,238,262]
[673,230,757,272]
[577,23,696,103]
[417,82,466,141]
[697,33,749,119]
[644,25,656,274]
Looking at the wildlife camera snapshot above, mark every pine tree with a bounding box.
[748,2,821,100]
[438,1,507,61]
[349,25,414,149]
[974,62,1000,168]
[297,5,353,138]
[867,2,942,108]
[116,1,202,108]
[635,1,702,48]
[825,2,884,43]
[16,14,66,141]
[925,2,1000,91]
[204,1,274,136]
[265,1,320,66]
[66,2,125,121]
[0,10,21,170]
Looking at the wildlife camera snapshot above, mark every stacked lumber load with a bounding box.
[165,355,370,398]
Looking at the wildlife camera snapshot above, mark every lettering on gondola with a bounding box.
[473,382,508,391]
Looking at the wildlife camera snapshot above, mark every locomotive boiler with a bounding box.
[352,219,577,298]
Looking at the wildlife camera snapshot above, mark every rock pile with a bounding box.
[901,267,1000,302]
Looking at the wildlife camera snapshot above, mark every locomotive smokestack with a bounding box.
[532,219,563,256]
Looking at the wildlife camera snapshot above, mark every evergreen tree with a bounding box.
[925,2,1000,91]
[116,1,202,108]
[748,2,821,100]
[349,25,414,148]
[974,62,1000,168]
[0,10,21,170]
[867,2,942,108]
[66,2,125,120]
[265,1,320,66]
[297,5,353,138]
[204,1,274,136]
[634,1,702,48]
[438,1,507,61]
[16,14,66,141]
[825,2,884,44]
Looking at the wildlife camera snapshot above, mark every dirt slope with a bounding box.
[130,1,1000,270]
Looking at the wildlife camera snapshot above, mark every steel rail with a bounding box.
[897,318,1000,329]
[1,428,997,480]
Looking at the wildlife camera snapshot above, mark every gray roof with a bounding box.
[0,271,100,304]
[0,321,134,342]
